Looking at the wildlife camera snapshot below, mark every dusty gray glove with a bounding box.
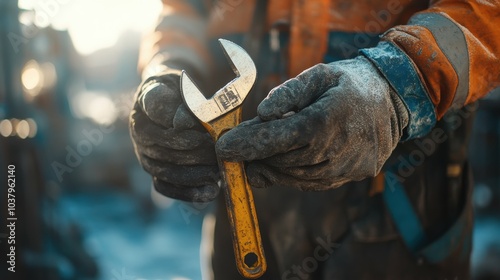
[216,56,409,191]
[129,70,220,202]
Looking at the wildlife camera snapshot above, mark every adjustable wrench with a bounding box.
[180,39,266,278]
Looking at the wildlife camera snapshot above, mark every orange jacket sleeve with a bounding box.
[361,0,500,140]
[139,0,212,79]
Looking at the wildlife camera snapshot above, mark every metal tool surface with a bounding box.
[180,39,266,279]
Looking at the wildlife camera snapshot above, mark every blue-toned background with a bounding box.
[0,1,499,279]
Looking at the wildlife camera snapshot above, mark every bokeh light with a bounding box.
[26,118,38,138]
[21,60,43,98]
[16,119,30,139]
[71,91,118,125]
[0,119,13,137]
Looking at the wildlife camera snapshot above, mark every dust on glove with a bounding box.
[130,70,220,202]
[216,56,409,191]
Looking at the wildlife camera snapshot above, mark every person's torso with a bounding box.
[204,0,474,272]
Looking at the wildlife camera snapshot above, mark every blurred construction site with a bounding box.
[0,1,499,279]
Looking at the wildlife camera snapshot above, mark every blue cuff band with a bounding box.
[360,41,436,140]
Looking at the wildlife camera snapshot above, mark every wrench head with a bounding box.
[181,39,257,123]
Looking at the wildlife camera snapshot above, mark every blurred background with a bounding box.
[0,0,499,279]
[0,1,205,279]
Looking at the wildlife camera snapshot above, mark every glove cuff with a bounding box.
[360,41,437,140]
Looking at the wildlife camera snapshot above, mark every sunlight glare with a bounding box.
[64,0,162,55]
[21,0,162,56]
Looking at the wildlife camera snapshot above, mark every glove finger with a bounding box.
[173,103,202,130]
[139,81,182,128]
[216,109,323,161]
[245,162,273,188]
[247,162,344,191]
[262,145,327,168]
[140,154,219,187]
[271,157,354,181]
[260,97,341,168]
[153,177,219,202]
[277,161,336,181]
[131,108,212,150]
[258,64,341,121]
[138,144,217,165]
[217,88,343,162]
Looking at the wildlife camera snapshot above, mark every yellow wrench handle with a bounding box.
[201,108,266,278]
[220,160,266,278]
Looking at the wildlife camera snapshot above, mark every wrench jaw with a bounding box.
[218,38,257,102]
[180,71,221,123]
[180,39,257,124]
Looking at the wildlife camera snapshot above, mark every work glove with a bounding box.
[129,70,220,202]
[216,56,410,191]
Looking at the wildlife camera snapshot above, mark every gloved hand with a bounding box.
[129,70,220,202]
[216,56,409,191]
